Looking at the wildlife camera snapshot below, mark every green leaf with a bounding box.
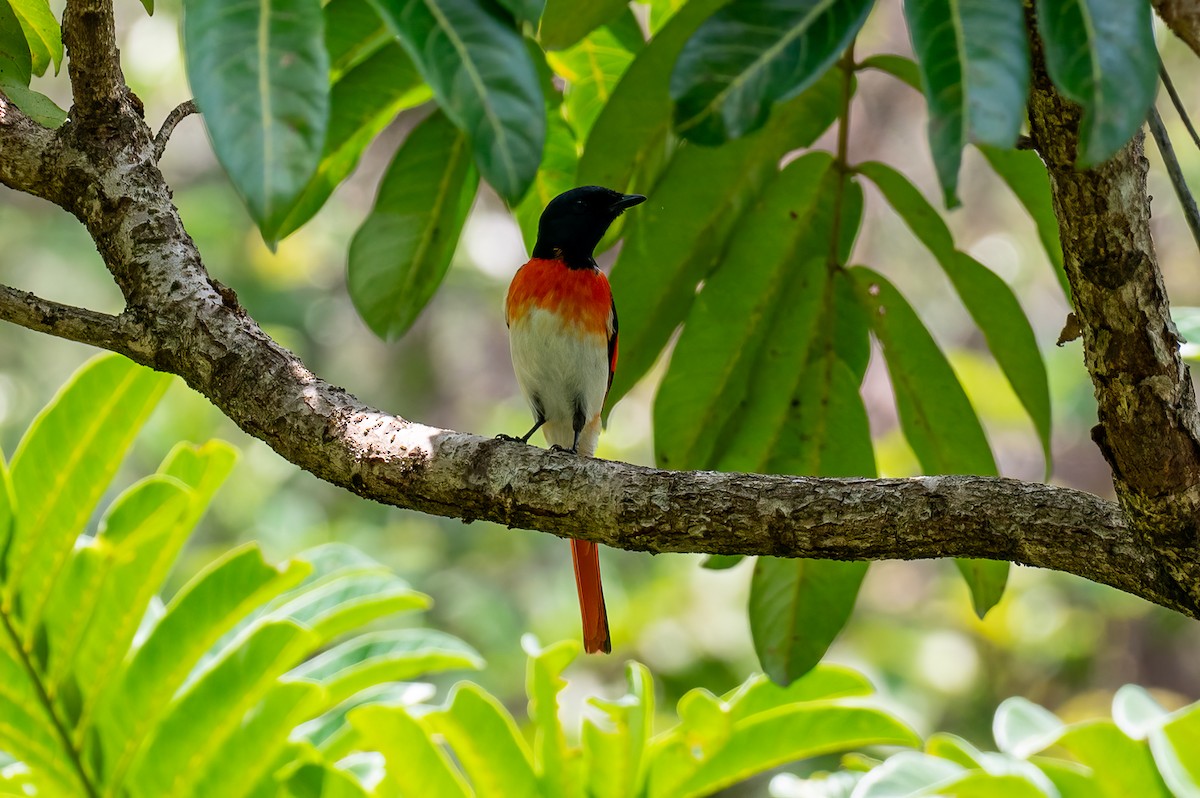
[274,43,432,240]
[1033,758,1101,798]
[547,12,642,142]
[993,697,1064,758]
[1056,720,1172,798]
[283,760,371,798]
[9,0,60,76]
[1034,0,1157,166]
[903,0,1028,205]
[0,80,66,127]
[670,0,871,144]
[857,53,921,91]
[583,661,654,798]
[576,0,727,193]
[513,112,577,251]
[650,703,918,798]
[1151,702,1200,797]
[722,665,874,720]
[539,0,628,49]
[653,153,835,470]
[750,558,867,685]
[856,160,1051,475]
[523,637,581,798]
[975,144,1068,298]
[701,554,744,570]
[184,0,330,243]
[94,545,310,791]
[5,354,170,647]
[917,772,1050,797]
[348,110,478,340]
[853,751,965,797]
[0,637,82,794]
[423,682,541,798]
[369,0,544,201]
[325,0,392,80]
[953,558,1009,619]
[351,705,471,797]
[0,0,31,86]
[126,621,319,797]
[607,67,844,410]
[1112,684,1168,740]
[266,570,430,647]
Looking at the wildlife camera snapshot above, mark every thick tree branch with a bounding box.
[62,0,127,122]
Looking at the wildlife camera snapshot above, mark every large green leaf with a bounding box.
[1055,720,1172,798]
[857,53,921,91]
[5,354,170,646]
[184,0,329,243]
[856,160,1051,475]
[539,0,628,50]
[546,12,642,142]
[723,666,874,720]
[9,0,60,76]
[607,67,844,410]
[1152,703,1200,796]
[583,661,654,798]
[750,558,867,685]
[351,705,471,797]
[0,0,31,86]
[369,0,544,201]
[992,696,1065,759]
[524,638,581,798]
[274,42,432,241]
[513,112,578,251]
[325,0,392,79]
[348,110,478,340]
[903,0,1028,205]
[670,0,871,144]
[975,144,1068,298]
[1034,0,1157,166]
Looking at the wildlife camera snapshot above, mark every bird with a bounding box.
[501,185,646,654]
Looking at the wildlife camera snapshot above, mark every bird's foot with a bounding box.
[548,444,579,454]
[496,433,524,443]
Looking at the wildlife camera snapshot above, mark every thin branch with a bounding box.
[0,286,141,358]
[153,100,198,161]
[1148,105,1200,256]
[1159,63,1200,151]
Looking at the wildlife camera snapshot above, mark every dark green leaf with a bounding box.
[10,0,60,76]
[513,112,577,251]
[1035,0,1157,166]
[702,554,745,570]
[903,0,1028,204]
[607,67,843,411]
[274,44,431,240]
[670,0,871,144]
[576,0,730,193]
[954,558,1009,619]
[547,11,642,141]
[856,160,1051,476]
[370,0,544,201]
[976,143,1068,298]
[857,53,920,91]
[750,558,867,685]
[325,0,393,80]
[348,111,478,339]
[496,0,544,26]
[0,0,31,86]
[184,0,330,243]
[539,0,627,50]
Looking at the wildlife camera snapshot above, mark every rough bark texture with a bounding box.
[1155,0,1200,59]
[1026,2,1200,609]
[0,0,1198,618]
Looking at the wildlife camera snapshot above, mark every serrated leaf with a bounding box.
[670,0,871,145]
[539,0,627,49]
[607,67,844,411]
[903,0,1028,205]
[993,697,1064,759]
[5,354,170,647]
[352,705,471,797]
[1034,0,1157,166]
[975,144,1068,298]
[348,110,478,340]
[9,0,60,76]
[750,558,867,685]
[583,661,654,798]
[370,0,544,201]
[184,0,330,243]
[274,42,432,241]
[857,53,921,91]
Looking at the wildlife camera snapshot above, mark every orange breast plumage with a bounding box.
[506,258,613,336]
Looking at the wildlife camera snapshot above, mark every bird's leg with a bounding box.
[550,407,584,454]
[497,417,545,444]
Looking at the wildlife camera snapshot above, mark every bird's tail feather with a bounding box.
[571,538,611,654]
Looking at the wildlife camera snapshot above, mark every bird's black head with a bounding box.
[531,186,646,268]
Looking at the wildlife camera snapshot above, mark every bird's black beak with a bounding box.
[609,193,646,213]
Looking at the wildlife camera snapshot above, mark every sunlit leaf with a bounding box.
[9,0,60,76]
[583,661,654,798]
[352,705,471,797]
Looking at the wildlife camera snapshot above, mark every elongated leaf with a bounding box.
[975,144,1068,298]
[723,666,873,720]
[523,638,581,798]
[5,354,170,646]
[750,558,867,685]
[275,43,432,240]
[284,760,372,798]
[423,683,540,798]
[184,0,329,242]
[0,81,64,126]
[266,572,430,646]
[857,53,920,91]
[348,110,478,340]
[513,112,577,251]
[0,449,12,582]
[583,661,654,798]
[126,621,318,797]
[856,160,1051,474]
[539,0,628,50]
[547,12,642,142]
[1151,703,1200,797]
[670,0,871,144]
[577,0,727,192]
[903,0,1027,205]
[370,0,543,201]
[352,706,471,797]
[326,0,392,80]
[0,0,30,86]
[607,67,844,410]
[0,638,82,795]
[9,0,60,76]
[1035,0,1157,166]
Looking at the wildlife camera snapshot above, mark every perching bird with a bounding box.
[502,185,646,654]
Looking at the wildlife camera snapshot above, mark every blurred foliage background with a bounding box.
[3,0,1200,775]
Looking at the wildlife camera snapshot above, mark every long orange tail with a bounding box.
[571,539,611,654]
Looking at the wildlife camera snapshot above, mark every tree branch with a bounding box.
[62,0,126,122]
[1154,0,1200,60]
[153,100,198,161]
[0,285,142,357]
